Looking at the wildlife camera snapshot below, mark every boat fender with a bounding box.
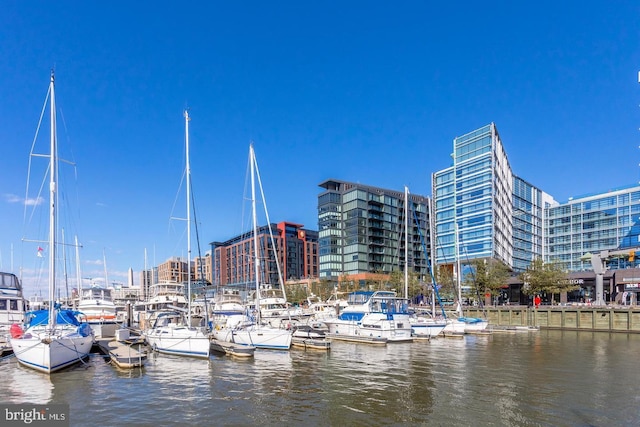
[10,323,23,338]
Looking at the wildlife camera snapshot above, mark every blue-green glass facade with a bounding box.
[513,176,554,272]
[545,185,640,271]
[433,123,513,268]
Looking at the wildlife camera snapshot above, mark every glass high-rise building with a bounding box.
[513,176,556,272]
[432,123,513,268]
[317,179,431,282]
[432,123,552,274]
[545,184,640,271]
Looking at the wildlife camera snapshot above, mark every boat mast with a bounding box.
[185,110,192,327]
[250,144,261,325]
[75,235,82,296]
[454,222,463,316]
[254,160,287,301]
[48,71,57,328]
[103,248,109,288]
[62,228,69,301]
[404,186,409,300]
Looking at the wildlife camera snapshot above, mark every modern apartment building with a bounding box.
[513,176,556,272]
[194,253,213,284]
[545,184,640,271]
[157,257,190,283]
[432,123,552,275]
[210,221,318,287]
[317,179,431,283]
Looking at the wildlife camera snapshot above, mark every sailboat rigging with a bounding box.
[211,143,292,350]
[142,110,211,358]
[9,71,94,374]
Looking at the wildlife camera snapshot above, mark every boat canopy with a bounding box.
[25,309,85,327]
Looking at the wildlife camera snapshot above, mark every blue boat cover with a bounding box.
[25,309,84,327]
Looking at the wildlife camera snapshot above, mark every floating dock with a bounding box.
[96,329,148,368]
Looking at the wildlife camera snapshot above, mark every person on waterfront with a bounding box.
[534,295,541,309]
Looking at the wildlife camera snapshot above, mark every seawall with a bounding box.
[463,306,640,334]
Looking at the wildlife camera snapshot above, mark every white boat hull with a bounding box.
[444,318,489,334]
[410,321,447,338]
[144,326,210,358]
[86,321,119,339]
[10,330,93,374]
[324,316,413,342]
[212,326,292,350]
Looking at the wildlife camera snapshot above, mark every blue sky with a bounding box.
[1,1,639,296]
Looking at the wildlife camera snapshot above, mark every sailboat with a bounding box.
[9,72,94,374]
[403,187,447,339]
[211,143,292,350]
[442,222,489,335]
[143,110,211,358]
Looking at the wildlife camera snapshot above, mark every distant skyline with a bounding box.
[1,2,639,296]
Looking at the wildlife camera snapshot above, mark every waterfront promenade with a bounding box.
[464,305,640,333]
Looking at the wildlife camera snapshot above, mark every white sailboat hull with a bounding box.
[444,318,489,334]
[212,326,292,350]
[10,328,93,374]
[144,326,210,358]
[410,320,447,338]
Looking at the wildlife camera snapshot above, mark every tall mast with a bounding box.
[454,222,463,315]
[250,143,261,324]
[75,235,82,295]
[185,110,192,326]
[404,186,409,300]
[48,71,57,328]
[62,228,69,300]
[103,248,109,288]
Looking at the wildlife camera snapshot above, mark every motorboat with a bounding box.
[0,272,26,354]
[77,285,118,338]
[323,290,413,343]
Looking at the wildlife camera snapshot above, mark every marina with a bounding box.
[2,4,640,426]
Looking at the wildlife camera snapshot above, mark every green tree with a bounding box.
[463,259,511,303]
[519,258,573,304]
[315,278,336,301]
[435,266,456,299]
[387,269,423,299]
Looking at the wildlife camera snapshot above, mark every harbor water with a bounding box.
[1,330,639,426]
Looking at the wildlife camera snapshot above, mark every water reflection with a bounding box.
[0,331,639,426]
[3,363,54,403]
